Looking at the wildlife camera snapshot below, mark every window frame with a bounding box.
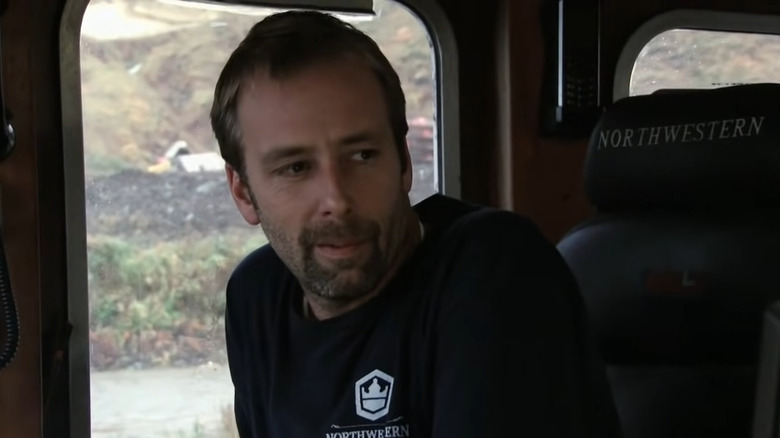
[613,9,780,100]
[59,0,459,437]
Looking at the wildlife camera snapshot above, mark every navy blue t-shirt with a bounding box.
[224,195,619,437]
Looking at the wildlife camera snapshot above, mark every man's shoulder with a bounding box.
[418,194,547,252]
[415,195,573,298]
[226,243,287,306]
[231,243,284,280]
[415,197,579,323]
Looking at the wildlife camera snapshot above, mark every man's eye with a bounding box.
[278,161,309,176]
[353,149,378,161]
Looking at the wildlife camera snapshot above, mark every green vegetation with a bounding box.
[88,233,265,329]
[88,232,266,370]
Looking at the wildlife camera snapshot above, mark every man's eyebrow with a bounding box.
[338,131,377,147]
[260,146,312,167]
[259,131,379,166]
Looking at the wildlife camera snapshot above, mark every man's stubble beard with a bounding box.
[251,193,408,303]
[298,217,387,300]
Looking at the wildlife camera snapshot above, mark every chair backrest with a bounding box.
[753,300,780,438]
[557,84,780,438]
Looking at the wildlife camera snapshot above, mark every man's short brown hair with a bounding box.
[210,10,409,178]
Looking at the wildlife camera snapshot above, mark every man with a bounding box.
[211,10,619,438]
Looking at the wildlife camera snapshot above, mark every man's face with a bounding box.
[228,55,413,302]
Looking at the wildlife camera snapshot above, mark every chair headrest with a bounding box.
[585,84,780,212]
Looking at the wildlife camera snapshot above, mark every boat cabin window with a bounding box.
[631,28,780,96]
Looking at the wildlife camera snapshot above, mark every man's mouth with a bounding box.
[314,240,367,259]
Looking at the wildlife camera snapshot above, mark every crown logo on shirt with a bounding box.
[362,378,388,398]
[355,369,394,421]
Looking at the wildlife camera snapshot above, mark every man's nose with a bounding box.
[317,162,352,218]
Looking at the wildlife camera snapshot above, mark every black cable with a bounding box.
[0,228,17,370]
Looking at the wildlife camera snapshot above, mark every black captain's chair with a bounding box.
[557,84,780,438]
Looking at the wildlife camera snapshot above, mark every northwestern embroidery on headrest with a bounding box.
[597,116,765,150]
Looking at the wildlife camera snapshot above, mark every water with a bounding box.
[91,364,235,438]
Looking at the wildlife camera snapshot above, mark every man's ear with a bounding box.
[226,164,261,225]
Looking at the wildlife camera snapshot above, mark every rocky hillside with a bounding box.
[85,163,435,243]
[85,169,250,242]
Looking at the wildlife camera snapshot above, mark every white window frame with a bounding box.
[613,9,780,101]
[59,0,459,437]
